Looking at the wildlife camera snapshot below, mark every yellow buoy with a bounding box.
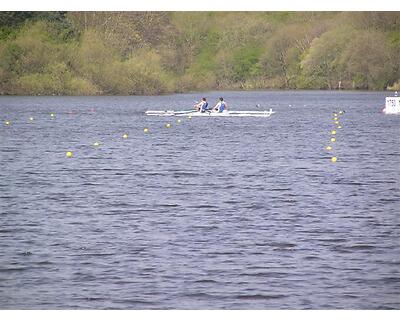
[93,142,100,147]
[165,123,171,128]
[50,113,55,118]
[333,117,338,121]
[176,119,181,124]
[334,121,339,125]
[122,133,128,139]
[29,117,34,121]
[331,130,337,135]
[331,156,337,163]
[188,115,192,119]
[337,125,342,129]
[333,113,338,117]
[5,121,10,125]
[143,128,149,133]
[326,146,332,151]
[331,137,336,142]
[66,151,73,158]
[339,111,344,114]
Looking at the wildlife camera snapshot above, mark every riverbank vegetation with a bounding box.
[0,12,399,95]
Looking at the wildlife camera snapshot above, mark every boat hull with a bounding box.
[145,109,275,117]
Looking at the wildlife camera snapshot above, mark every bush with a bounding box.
[301,27,355,89]
[387,80,400,91]
[341,31,393,90]
[122,49,173,95]
[232,46,262,82]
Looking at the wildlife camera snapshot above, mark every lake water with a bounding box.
[0,91,399,309]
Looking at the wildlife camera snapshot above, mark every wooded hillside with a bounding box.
[0,12,399,95]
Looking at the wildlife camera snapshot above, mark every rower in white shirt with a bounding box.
[213,97,228,113]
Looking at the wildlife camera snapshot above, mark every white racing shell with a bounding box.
[145,109,275,117]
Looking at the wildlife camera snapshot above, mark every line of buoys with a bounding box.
[331,111,338,162]
[5,108,187,159]
[326,109,346,163]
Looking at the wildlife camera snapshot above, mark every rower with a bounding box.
[213,97,227,113]
[194,97,209,113]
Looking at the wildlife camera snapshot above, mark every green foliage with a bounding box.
[262,28,300,88]
[264,12,295,24]
[388,31,400,48]
[387,80,400,91]
[0,42,24,75]
[73,29,117,91]
[198,30,220,70]
[0,26,17,40]
[74,32,172,95]
[301,27,355,89]
[341,31,394,90]
[0,11,399,95]
[116,49,172,95]
[233,47,262,82]
[16,62,98,95]
[344,12,400,32]
[0,12,69,27]
[0,12,37,27]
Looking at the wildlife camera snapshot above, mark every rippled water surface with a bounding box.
[0,91,399,309]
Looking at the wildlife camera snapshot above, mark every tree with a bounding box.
[262,26,304,88]
[301,27,355,89]
[68,12,171,57]
[341,31,393,89]
[343,12,400,32]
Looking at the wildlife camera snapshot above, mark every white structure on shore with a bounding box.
[383,91,400,114]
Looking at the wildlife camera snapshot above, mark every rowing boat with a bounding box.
[145,109,275,117]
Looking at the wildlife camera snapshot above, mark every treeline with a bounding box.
[0,12,399,95]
